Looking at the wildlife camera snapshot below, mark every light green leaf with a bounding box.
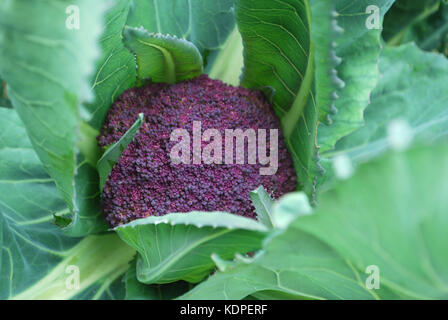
[206,26,244,86]
[97,113,144,191]
[86,0,137,130]
[271,192,312,229]
[123,26,203,84]
[0,0,109,235]
[0,108,135,299]
[115,212,268,284]
[124,258,191,300]
[297,144,448,299]
[249,186,275,229]
[180,194,378,300]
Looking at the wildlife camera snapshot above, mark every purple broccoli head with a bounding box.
[98,75,297,227]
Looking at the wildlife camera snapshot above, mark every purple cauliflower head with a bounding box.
[98,75,297,227]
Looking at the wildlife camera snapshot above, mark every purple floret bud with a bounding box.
[98,75,297,227]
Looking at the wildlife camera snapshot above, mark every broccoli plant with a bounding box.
[0,0,447,300]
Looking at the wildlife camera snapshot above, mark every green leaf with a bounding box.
[309,0,343,122]
[86,0,137,130]
[297,144,448,299]
[0,0,109,235]
[123,26,203,84]
[317,0,395,152]
[124,258,191,300]
[115,212,268,284]
[250,186,275,229]
[180,193,378,300]
[319,43,448,190]
[0,108,135,299]
[126,0,235,53]
[383,0,440,46]
[97,113,144,191]
[236,0,312,120]
[206,26,244,86]
[235,0,320,196]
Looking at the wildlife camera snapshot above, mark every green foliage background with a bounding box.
[0,0,447,300]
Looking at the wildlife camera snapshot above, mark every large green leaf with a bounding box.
[180,192,379,300]
[115,212,268,284]
[236,0,312,120]
[317,0,395,152]
[0,108,135,299]
[0,0,109,235]
[297,144,448,299]
[123,26,203,84]
[126,0,235,53]
[318,43,448,190]
[86,0,137,130]
[235,0,319,196]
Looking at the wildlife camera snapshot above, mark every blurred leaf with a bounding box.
[123,26,203,84]
[383,0,441,46]
[383,1,448,55]
[319,43,448,190]
[180,193,378,300]
[0,0,109,235]
[0,77,11,108]
[97,113,144,191]
[115,212,268,284]
[86,0,137,130]
[0,108,134,299]
[298,144,448,299]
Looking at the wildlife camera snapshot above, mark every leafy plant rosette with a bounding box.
[0,0,447,300]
